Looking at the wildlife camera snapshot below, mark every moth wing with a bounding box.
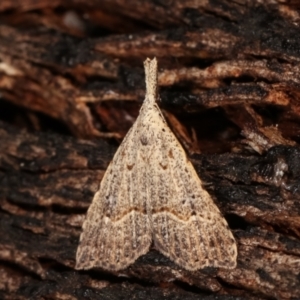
[76,118,152,271]
[148,109,237,270]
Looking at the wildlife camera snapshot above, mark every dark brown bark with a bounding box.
[0,1,300,299]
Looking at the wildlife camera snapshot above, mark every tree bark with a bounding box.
[0,1,300,299]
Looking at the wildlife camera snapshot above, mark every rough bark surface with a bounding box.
[0,1,300,299]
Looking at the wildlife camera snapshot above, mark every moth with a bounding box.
[76,58,237,271]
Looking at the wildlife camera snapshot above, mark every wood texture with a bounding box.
[1,0,300,299]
